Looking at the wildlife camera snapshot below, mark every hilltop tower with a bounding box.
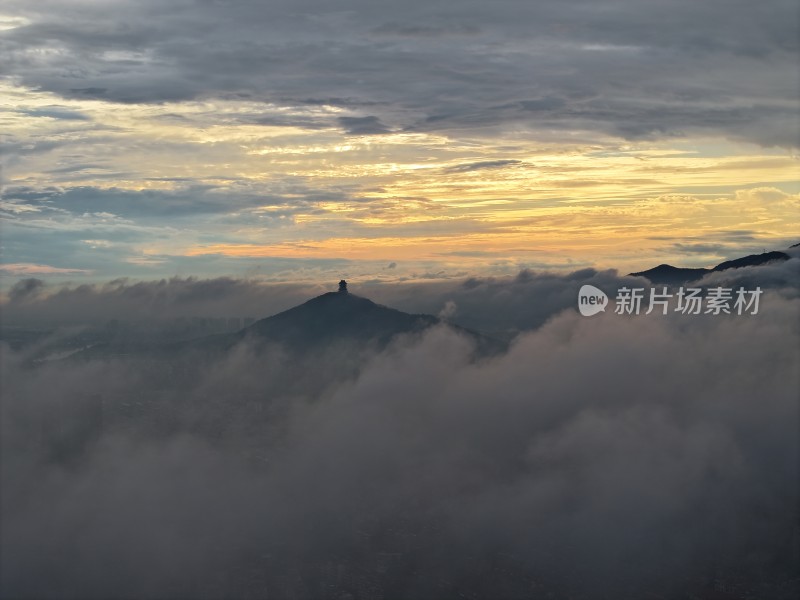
[338,279,348,293]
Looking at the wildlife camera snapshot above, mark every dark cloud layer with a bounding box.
[1,281,798,598]
[2,0,797,147]
[4,258,799,332]
[338,116,391,135]
[0,267,675,330]
[2,277,320,326]
[445,159,523,173]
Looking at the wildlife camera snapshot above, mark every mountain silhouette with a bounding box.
[241,290,439,349]
[630,250,790,285]
[238,287,507,356]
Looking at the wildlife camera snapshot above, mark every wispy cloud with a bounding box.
[0,263,92,276]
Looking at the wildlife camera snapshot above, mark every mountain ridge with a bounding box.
[241,290,439,349]
[630,250,791,285]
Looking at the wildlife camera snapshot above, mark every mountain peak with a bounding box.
[244,289,438,349]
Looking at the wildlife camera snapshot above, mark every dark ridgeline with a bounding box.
[243,284,438,351]
[630,250,790,285]
[240,281,506,357]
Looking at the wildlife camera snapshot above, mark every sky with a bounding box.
[1,0,798,286]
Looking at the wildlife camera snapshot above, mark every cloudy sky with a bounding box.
[1,0,798,284]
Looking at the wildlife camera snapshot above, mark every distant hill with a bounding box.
[239,289,506,356]
[242,291,438,350]
[628,264,711,286]
[631,250,790,285]
[713,251,791,271]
